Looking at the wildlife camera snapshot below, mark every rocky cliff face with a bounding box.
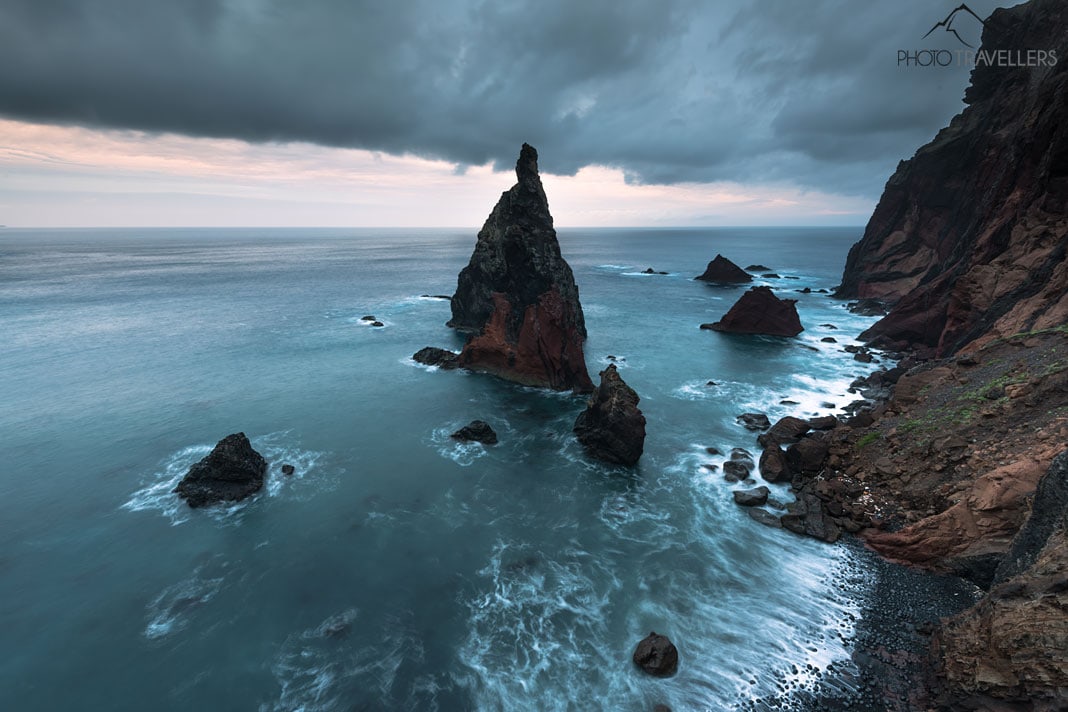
[448,144,592,392]
[838,0,1068,357]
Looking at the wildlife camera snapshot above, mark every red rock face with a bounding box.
[702,286,803,336]
[838,0,1068,357]
[447,144,593,392]
[458,290,593,391]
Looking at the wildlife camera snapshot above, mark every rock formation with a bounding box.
[412,346,459,369]
[837,0,1068,357]
[174,432,267,508]
[446,144,593,392]
[632,632,679,677]
[573,364,646,466]
[701,287,803,336]
[451,420,498,445]
[694,254,752,283]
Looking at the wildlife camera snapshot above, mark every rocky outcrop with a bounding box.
[694,254,752,283]
[412,346,459,368]
[632,632,679,677]
[447,144,593,392]
[838,0,1068,357]
[733,486,770,507]
[573,365,646,465]
[451,420,498,445]
[174,433,267,508]
[701,287,803,337]
[932,452,1068,709]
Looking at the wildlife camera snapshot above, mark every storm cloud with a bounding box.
[0,0,998,197]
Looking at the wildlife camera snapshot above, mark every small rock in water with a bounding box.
[723,460,751,482]
[780,399,799,405]
[412,346,460,369]
[633,632,679,677]
[745,264,772,272]
[360,315,377,322]
[748,508,783,528]
[705,446,722,455]
[820,401,837,409]
[371,321,385,327]
[281,464,295,476]
[737,413,771,431]
[762,273,781,279]
[654,705,672,712]
[706,380,718,386]
[820,323,838,329]
[174,432,267,508]
[733,486,770,507]
[451,420,498,445]
[821,336,838,343]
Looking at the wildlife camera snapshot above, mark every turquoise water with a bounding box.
[0,227,880,711]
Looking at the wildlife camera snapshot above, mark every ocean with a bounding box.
[0,226,884,711]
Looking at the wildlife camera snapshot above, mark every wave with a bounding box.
[143,568,225,640]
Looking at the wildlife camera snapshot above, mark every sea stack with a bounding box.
[694,254,752,283]
[837,0,1068,357]
[573,364,646,466]
[174,432,267,508]
[701,286,803,336]
[445,144,593,392]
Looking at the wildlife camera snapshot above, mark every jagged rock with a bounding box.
[758,416,811,447]
[573,365,646,465]
[733,486,770,507]
[412,346,460,369]
[632,632,678,677]
[701,287,803,337]
[994,450,1068,583]
[451,420,498,445]
[737,412,771,431]
[759,445,790,483]
[694,254,752,283]
[174,433,267,508]
[447,144,592,391]
[838,0,1068,357]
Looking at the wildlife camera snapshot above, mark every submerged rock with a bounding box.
[632,632,679,677]
[447,144,592,392]
[694,254,752,283]
[574,365,646,466]
[700,287,803,337]
[174,433,267,508]
[451,420,498,445]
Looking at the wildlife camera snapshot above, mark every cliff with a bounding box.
[838,0,1068,357]
[447,144,593,392]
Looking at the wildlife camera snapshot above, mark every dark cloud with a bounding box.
[0,0,1005,197]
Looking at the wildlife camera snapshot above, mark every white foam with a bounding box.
[143,568,225,640]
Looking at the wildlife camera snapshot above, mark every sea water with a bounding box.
[0,227,882,710]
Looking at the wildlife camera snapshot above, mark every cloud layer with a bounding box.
[0,0,999,198]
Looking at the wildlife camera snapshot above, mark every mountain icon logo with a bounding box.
[922,3,988,48]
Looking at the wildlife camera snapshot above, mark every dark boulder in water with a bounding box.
[785,435,830,474]
[694,254,752,283]
[737,412,771,431]
[632,632,679,677]
[748,507,783,528]
[370,321,384,327]
[174,432,267,508]
[733,486,770,507]
[412,346,460,369]
[451,420,498,445]
[642,267,668,275]
[360,315,377,322]
[745,264,772,272]
[701,287,803,337]
[281,464,295,476]
[758,416,812,448]
[574,365,646,465]
[759,445,791,483]
[447,144,592,392]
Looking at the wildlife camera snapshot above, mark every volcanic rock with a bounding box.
[412,346,460,369]
[701,287,803,337]
[451,420,498,445]
[837,0,1068,356]
[174,433,267,508]
[785,436,830,475]
[447,144,592,391]
[733,486,770,507]
[632,632,679,677]
[737,412,771,431]
[781,491,841,543]
[573,365,646,466]
[694,254,752,283]
[759,445,791,483]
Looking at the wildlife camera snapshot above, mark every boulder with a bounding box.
[280,464,295,476]
[412,346,460,369]
[781,491,841,543]
[745,264,772,271]
[807,415,838,430]
[747,508,783,528]
[759,445,791,483]
[733,486,770,507]
[757,416,811,447]
[448,144,593,392]
[737,412,771,431]
[451,420,498,445]
[723,460,751,482]
[573,365,646,465]
[632,632,679,677]
[785,436,830,475]
[694,254,752,283]
[174,433,267,508]
[700,287,803,337]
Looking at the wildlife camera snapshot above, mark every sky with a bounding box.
[0,0,1009,227]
